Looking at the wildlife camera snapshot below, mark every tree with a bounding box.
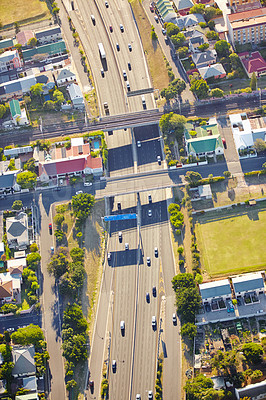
[11,324,44,346]
[204,6,217,21]
[172,273,201,322]
[30,243,39,252]
[62,303,88,333]
[8,159,16,171]
[23,157,36,173]
[208,20,215,30]
[214,40,231,57]
[253,138,266,153]
[26,252,41,270]
[168,204,184,230]
[1,303,17,314]
[223,171,231,178]
[178,46,189,58]
[185,374,225,400]
[30,83,44,97]
[0,344,12,361]
[66,379,77,391]
[60,263,85,298]
[44,100,56,110]
[250,72,257,91]
[206,31,219,41]
[53,88,64,106]
[185,171,202,185]
[166,22,180,37]
[0,361,14,382]
[190,3,205,14]
[242,343,263,364]
[12,200,23,210]
[54,213,65,228]
[70,247,84,263]
[190,76,209,99]
[16,171,37,189]
[72,193,95,224]
[0,104,7,119]
[180,322,197,340]
[34,350,50,376]
[151,28,157,41]
[28,37,37,48]
[229,52,240,69]
[171,32,186,49]
[159,112,186,138]
[210,88,224,98]
[161,78,186,101]
[48,253,68,279]
[198,43,209,52]
[251,369,263,383]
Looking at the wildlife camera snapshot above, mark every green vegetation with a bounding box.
[195,206,266,276]
[185,374,225,400]
[172,273,201,323]
[161,79,186,101]
[0,0,50,27]
[11,324,44,346]
[12,200,23,210]
[168,203,184,232]
[16,171,37,189]
[72,193,95,225]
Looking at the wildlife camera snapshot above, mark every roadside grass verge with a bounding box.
[0,0,50,27]
[195,203,266,277]
[129,0,170,91]
[85,89,99,118]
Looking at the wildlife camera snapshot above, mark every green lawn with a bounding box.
[195,203,266,277]
[0,0,50,27]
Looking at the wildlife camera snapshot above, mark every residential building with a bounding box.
[0,172,20,194]
[35,25,62,45]
[6,212,29,250]
[156,0,176,22]
[173,0,194,15]
[12,346,36,377]
[229,0,258,8]
[7,257,27,277]
[192,50,217,68]
[4,146,33,158]
[198,63,226,80]
[9,99,29,126]
[175,13,205,29]
[55,68,76,86]
[0,242,4,258]
[16,31,34,47]
[15,394,38,400]
[232,272,265,297]
[67,82,84,109]
[199,279,232,302]
[22,40,66,62]
[189,35,204,53]
[184,122,224,158]
[235,380,266,400]
[22,376,37,393]
[0,271,21,304]
[0,75,36,101]
[239,51,266,77]
[0,50,22,73]
[227,8,266,45]
[0,38,14,50]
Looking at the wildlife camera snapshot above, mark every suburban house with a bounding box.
[0,50,22,73]
[15,394,38,400]
[229,112,266,152]
[175,13,205,29]
[9,99,29,126]
[190,184,212,201]
[55,68,76,86]
[184,122,224,158]
[198,63,226,80]
[35,26,62,45]
[173,0,194,15]
[7,257,27,277]
[6,212,29,250]
[188,35,205,53]
[227,8,266,45]
[22,41,66,62]
[67,83,85,109]
[16,31,34,47]
[191,50,217,68]
[0,272,21,304]
[239,51,266,77]
[0,38,15,50]
[0,172,20,194]
[199,279,232,304]
[12,346,36,377]
[235,380,266,400]
[156,0,176,22]
[232,272,265,297]
[0,75,37,101]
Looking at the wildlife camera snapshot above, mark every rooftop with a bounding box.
[35,25,61,39]
[228,7,266,29]
[199,279,232,299]
[235,380,266,399]
[239,51,266,74]
[232,272,264,293]
[187,135,223,154]
[198,63,226,80]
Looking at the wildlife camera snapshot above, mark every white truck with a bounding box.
[98,43,106,60]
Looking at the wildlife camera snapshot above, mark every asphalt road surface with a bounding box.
[0,312,42,334]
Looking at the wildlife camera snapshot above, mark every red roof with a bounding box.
[240,51,266,74]
[86,155,102,169]
[228,7,266,22]
[16,30,34,46]
[55,158,86,174]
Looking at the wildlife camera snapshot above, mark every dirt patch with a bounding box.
[0,0,50,27]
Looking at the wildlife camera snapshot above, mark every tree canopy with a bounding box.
[12,200,23,210]
[185,374,224,400]
[166,22,180,37]
[242,342,263,364]
[171,32,186,49]
[23,157,36,173]
[16,171,37,189]
[190,76,209,99]
[72,193,95,224]
[210,88,224,98]
[253,138,266,153]
[159,112,186,138]
[185,171,202,185]
[30,83,44,97]
[48,253,68,279]
[214,40,231,57]
[161,79,186,101]
[11,324,44,347]
[172,273,201,322]
[180,322,197,340]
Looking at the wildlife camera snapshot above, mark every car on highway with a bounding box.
[112,360,117,373]
[123,70,127,80]
[148,209,152,217]
[126,81,130,91]
[107,252,111,261]
[6,327,14,332]
[101,68,104,77]
[105,1,109,7]
[125,243,129,250]
[128,62,132,70]
[128,43,132,52]
[147,257,151,266]
[76,190,83,195]
[154,15,159,22]
[173,313,177,325]
[136,395,141,400]
[88,380,94,391]
[222,137,227,149]
[49,223,52,234]
[152,286,156,297]
[109,25,113,32]
[148,194,152,204]
[152,316,156,330]
[119,231,122,242]
[154,247,158,257]
[116,43,120,51]
[120,320,125,335]
[142,95,146,109]
[146,292,150,303]
[148,391,153,399]
[157,155,161,165]
[120,24,124,32]
[103,102,109,115]
[51,247,54,255]
[117,202,121,211]
[162,28,166,34]
[137,140,141,147]
[91,15,96,25]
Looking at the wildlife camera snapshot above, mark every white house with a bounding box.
[67,83,84,109]
[6,212,29,250]
[55,68,76,86]
[35,26,62,45]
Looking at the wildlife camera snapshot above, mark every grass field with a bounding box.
[129,0,170,91]
[0,0,50,27]
[195,203,266,277]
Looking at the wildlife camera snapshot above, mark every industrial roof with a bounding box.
[35,26,61,40]
[22,40,66,61]
[199,279,231,299]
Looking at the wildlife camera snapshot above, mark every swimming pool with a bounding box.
[94,141,100,149]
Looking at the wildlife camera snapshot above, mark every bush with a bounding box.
[177,246,184,254]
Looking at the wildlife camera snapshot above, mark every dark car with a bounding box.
[89,380,94,392]
[154,247,158,257]
[112,360,117,373]
[146,292,150,303]
[109,25,113,32]
[49,223,52,234]
[128,62,132,70]
[152,286,156,297]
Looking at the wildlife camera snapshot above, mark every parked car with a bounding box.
[119,231,122,242]
[125,243,129,250]
[49,223,52,234]
[148,209,152,217]
[148,194,152,204]
[148,391,153,400]
[154,247,158,257]
[120,320,125,334]
[51,247,54,254]
[157,155,161,165]
[137,140,141,147]
[76,190,83,195]
[108,252,111,261]
[172,313,177,325]
[126,81,130,91]
[146,292,150,303]
[123,70,127,80]
[222,137,227,149]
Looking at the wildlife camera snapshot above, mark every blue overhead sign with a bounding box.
[104,213,137,222]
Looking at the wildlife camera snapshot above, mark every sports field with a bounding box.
[195,204,266,277]
[0,0,50,26]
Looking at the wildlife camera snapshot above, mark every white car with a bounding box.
[105,1,109,7]
[148,209,152,217]
[136,395,141,400]
[120,24,124,32]
[123,70,127,80]
[125,243,129,250]
[157,155,161,164]
[148,392,153,399]
[120,320,125,331]
[137,141,141,147]
[76,190,83,195]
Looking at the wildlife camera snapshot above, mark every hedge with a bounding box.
[190,176,225,187]
[244,169,266,176]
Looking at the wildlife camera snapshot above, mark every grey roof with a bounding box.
[236,380,266,399]
[0,173,15,189]
[184,29,204,39]
[36,75,48,84]
[12,346,36,376]
[67,83,83,99]
[57,68,75,81]
[253,130,266,141]
[190,36,204,45]
[4,81,22,94]
[192,50,216,66]
[200,281,232,299]
[173,0,193,10]
[35,26,61,40]
[23,376,37,392]
[7,221,27,238]
[199,63,226,79]
[233,277,264,293]
[0,50,17,63]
